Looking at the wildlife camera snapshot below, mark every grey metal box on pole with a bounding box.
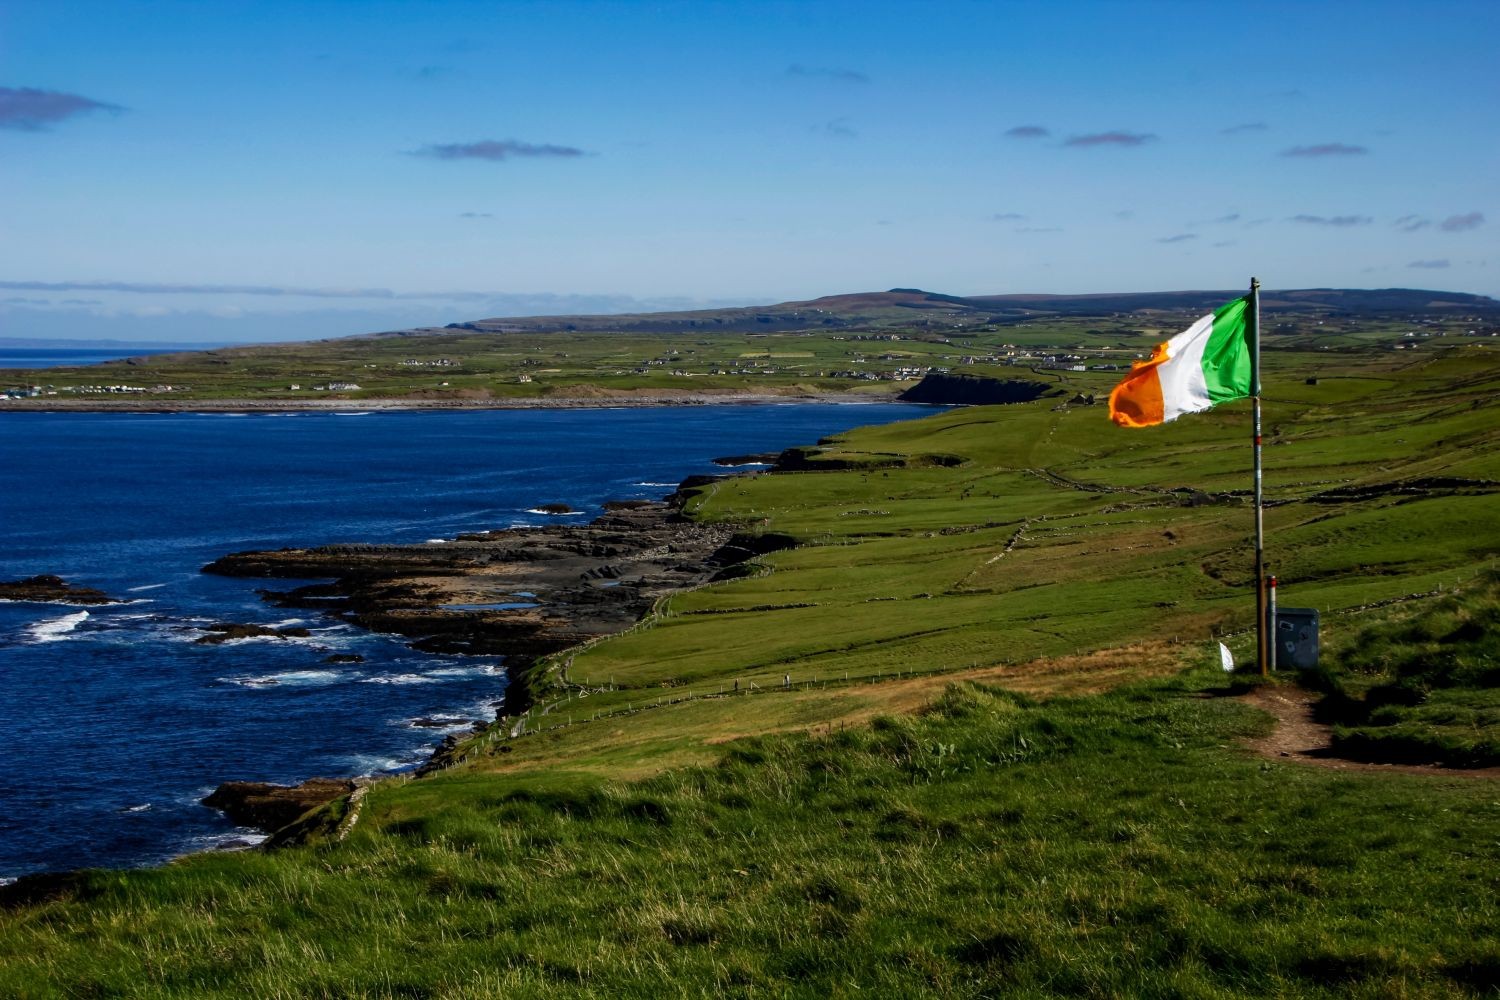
[1268,608,1319,669]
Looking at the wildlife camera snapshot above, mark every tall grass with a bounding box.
[1312,570,1500,766]
[3,674,1497,997]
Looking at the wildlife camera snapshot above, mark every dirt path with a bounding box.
[1237,685,1500,778]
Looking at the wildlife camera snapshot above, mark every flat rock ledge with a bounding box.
[201,501,756,661]
[0,574,121,606]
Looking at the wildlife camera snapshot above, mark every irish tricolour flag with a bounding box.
[1108,295,1252,428]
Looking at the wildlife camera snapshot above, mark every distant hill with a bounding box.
[408,287,1500,338]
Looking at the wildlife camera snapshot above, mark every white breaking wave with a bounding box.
[634,482,678,487]
[205,635,283,647]
[224,669,345,688]
[525,508,586,516]
[428,664,504,679]
[127,583,169,592]
[399,715,477,734]
[344,752,425,776]
[25,610,89,642]
[360,672,442,685]
[181,831,268,855]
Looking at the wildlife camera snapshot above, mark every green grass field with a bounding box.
[1,334,1497,997]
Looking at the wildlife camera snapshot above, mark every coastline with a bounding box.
[0,388,902,413]
[193,484,769,838]
[1,399,942,879]
[0,485,760,890]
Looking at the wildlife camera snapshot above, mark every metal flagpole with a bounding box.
[1250,277,1267,677]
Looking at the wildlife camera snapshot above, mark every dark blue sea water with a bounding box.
[0,403,939,877]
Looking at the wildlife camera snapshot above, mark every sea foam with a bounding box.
[224,669,345,688]
[25,610,89,642]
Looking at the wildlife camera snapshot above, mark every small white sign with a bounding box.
[1218,642,1235,673]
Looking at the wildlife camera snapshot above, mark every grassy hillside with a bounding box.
[1,339,1497,996]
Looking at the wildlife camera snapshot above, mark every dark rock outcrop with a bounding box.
[194,622,312,645]
[202,778,355,834]
[203,502,746,660]
[0,574,120,605]
[898,373,1060,406]
[0,871,99,909]
[601,499,656,511]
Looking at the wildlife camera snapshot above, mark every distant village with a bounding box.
[2,383,188,399]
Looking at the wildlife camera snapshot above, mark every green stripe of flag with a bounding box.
[1201,295,1251,402]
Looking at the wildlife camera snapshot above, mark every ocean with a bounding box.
[0,348,193,370]
[0,403,940,877]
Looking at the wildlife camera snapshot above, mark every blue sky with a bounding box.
[3,0,1495,343]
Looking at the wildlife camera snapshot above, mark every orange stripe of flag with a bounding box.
[1108,342,1169,427]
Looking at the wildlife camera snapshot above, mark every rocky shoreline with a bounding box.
[196,490,784,834]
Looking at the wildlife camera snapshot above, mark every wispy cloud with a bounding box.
[817,118,857,138]
[458,212,494,219]
[989,212,1026,221]
[1157,234,1197,244]
[0,280,494,302]
[1064,131,1157,148]
[787,64,868,84]
[1015,226,1062,233]
[1281,142,1368,157]
[0,282,760,317]
[1394,215,1430,232]
[1005,125,1049,139]
[0,86,123,131]
[1440,211,1484,232]
[410,139,587,161]
[1221,122,1267,134]
[1408,259,1450,269]
[1289,214,1372,226]
[1212,241,1237,248]
[1210,213,1241,224]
